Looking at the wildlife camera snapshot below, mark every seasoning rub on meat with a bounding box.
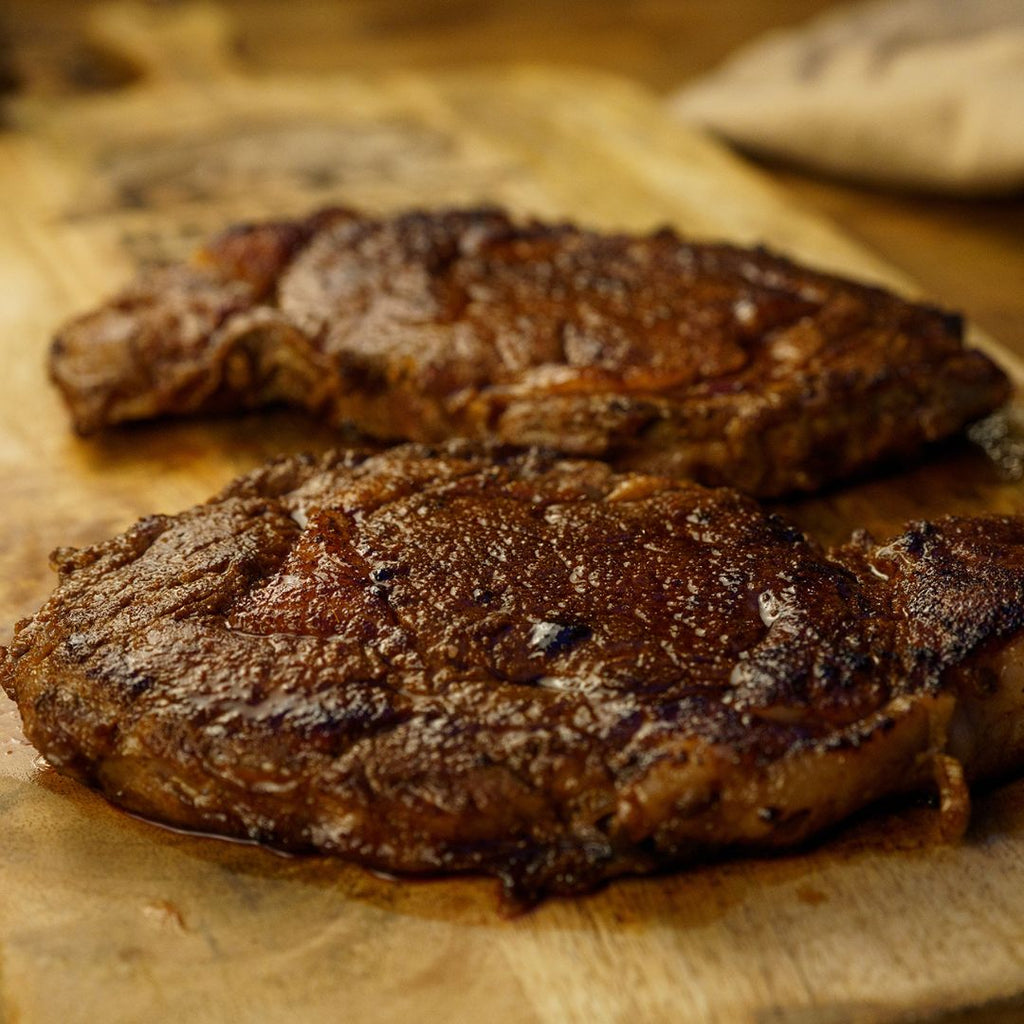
[50,208,1009,496]
[4,443,1024,900]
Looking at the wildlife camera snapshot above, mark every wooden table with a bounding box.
[2,3,1024,1023]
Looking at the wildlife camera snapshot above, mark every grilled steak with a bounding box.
[49,207,1009,496]
[4,442,1024,900]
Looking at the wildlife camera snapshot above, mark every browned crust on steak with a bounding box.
[4,443,1024,900]
[49,208,1010,496]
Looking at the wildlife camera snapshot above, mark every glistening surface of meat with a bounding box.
[49,208,1010,496]
[4,442,1024,900]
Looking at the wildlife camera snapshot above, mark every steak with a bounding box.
[49,207,1009,496]
[4,442,1024,901]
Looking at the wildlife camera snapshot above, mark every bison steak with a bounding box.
[49,207,1010,496]
[4,442,1024,900]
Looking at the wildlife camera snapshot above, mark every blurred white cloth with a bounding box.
[668,0,1024,195]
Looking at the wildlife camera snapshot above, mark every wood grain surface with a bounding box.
[1,4,1023,1022]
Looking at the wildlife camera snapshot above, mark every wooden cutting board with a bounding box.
[2,5,1024,1022]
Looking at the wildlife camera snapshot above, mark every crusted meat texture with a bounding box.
[4,442,1024,900]
[49,207,1009,496]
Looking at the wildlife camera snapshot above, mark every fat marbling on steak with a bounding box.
[4,442,1024,900]
[49,207,1010,496]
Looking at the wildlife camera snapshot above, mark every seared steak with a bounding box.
[49,208,1009,496]
[4,442,1024,900]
